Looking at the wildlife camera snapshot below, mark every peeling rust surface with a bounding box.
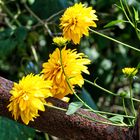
[0,76,137,140]
[0,76,13,118]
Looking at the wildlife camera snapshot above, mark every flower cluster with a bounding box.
[8,2,94,125]
[7,2,137,127]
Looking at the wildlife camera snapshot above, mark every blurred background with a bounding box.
[0,0,140,139]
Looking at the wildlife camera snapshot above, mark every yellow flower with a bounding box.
[7,74,52,125]
[42,47,90,99]
[53,36,68,47]
[122,67,138,77]
[60,3,98,44]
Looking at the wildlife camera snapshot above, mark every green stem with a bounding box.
[59,49,108,119]
[85,78,117,96]
[84,78,140,103]
[45,103,67,112]
[134,21,140,40]
[0,0,21,26]
[59,49,134,126]
[58,49,135,126]
[73,92,115,120]
[120,0,134,28]
[46,9,64,22]
[51,72,134,119]
[122,98,132,125]
[76,112,132,127]
[89,28,140,52]
[45,104,132,127]
[124,0,133,21]
[89,109,135,119]
[129,78,136,117]
[131,98,140,102]
[59,49,92,109]
[31,45,39,64]
[47,99,134,119]
[45,134,50,140]
[120,0,140,33]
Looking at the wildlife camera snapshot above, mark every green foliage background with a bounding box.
[0,0,140,139]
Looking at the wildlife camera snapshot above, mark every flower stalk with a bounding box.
[84,78,140,103]
[122,98,132,125]
[129,78,136,117]
[89,28,140,52]
[45,100,133,127]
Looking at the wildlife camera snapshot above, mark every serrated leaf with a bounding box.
[66,102,83,115]
[0,117,35,140]
[109,115,124,124]
[104,20,125,28]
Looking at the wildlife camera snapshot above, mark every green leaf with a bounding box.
[14,27,28,43]
[0,117,35,140]
[66,102,83,115]
[0,27,28,59]
[0,28,13,39]
[133,7,139,21]
[0,39,17,58]
[80,88,98,110]
[114,4,123,10]
[104,20,125,28]
[137,63,140,69]
[109,115,124,124]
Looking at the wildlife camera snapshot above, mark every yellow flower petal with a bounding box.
[42,47,90,99]
[7,74,52,124]
[31,98,45,111]
[122,67,138,77]
[60,3,98,44]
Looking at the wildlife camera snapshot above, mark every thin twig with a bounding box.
[0,0,21,26]
[24,3,53,37]
[46,9,64,22]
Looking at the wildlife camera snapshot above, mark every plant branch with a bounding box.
[0,0,21,26]
[24,3,53,37]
